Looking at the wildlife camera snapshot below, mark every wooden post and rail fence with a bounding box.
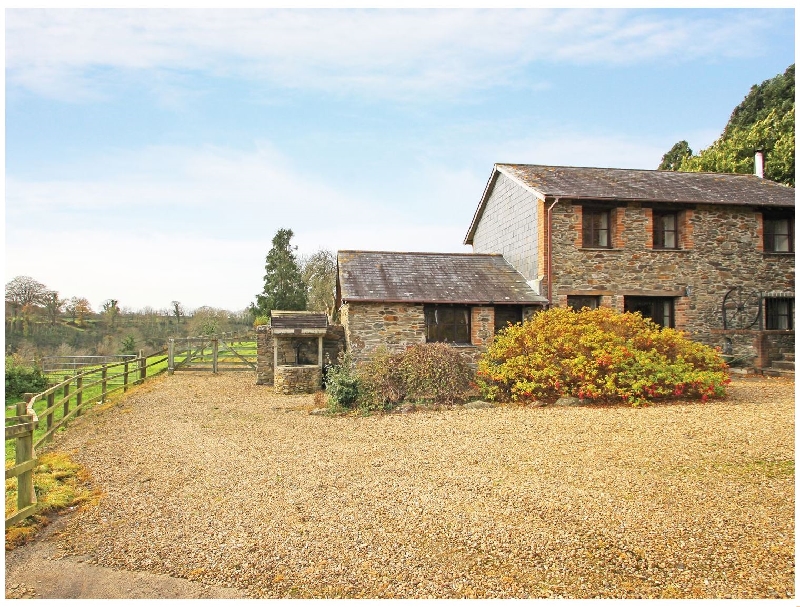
[4,348,169,528]
[5,331,256,528]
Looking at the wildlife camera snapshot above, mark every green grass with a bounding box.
[5,351,170,461]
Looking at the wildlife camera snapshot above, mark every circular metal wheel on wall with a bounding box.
[722,287,762,330]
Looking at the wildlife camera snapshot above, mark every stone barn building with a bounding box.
[336,251,546,365]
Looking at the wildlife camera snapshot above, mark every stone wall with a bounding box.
[342,302,493,369]
[256,324,345,385]
[341,302,426,364]
[472,171,540,284]
[274,365,323,395]
[549,200,795,356]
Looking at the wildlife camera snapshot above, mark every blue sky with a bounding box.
[5,8,796,312]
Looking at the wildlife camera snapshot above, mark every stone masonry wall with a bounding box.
[549,200,795,355]
[341,302,426,364]
[472,172,540,284]
[342,302,490,369]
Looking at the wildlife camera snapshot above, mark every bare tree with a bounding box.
[171,301,184,324]
[300,249,337,320]
[5,276,48,316]
[43,291,66,326]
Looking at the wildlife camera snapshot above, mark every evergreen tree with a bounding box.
[658,140,693,171]
[254,228,307,317]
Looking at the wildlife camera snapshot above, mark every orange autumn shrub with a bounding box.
[477,307,729,406]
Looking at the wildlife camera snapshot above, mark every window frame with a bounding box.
[764,297,794,330]
[624,296,675,329]
[566,295,600,311]
[493,305,523,334]
[653,210,680,250]
[582,207,612,248]
[424,304,471,345]
[763,213,794,253]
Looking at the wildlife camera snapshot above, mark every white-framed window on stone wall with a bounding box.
[567,295,600,311]
[764,296,794,330]
[582,206,612,248]
[424,304,471,344]
[653,211,679,249]
[763,212,794,253]
[624,296,675,328]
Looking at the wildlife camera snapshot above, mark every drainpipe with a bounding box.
[546,197,560,306]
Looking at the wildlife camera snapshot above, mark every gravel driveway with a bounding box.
[7,373,794,598]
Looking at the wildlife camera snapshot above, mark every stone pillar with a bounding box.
[256,325,275,385]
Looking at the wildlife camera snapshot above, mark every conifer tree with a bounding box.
[254,228,307,317]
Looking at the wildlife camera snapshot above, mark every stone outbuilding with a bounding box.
[336,250,547,365]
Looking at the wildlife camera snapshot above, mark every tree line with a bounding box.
[659,64,794,186]
[5,275,252,360]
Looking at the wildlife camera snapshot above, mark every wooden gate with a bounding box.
[168,334,257,373]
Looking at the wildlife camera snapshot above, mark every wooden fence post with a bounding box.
[123,362,129,392]
[46,392,55,433]
[16,395,36,515]
[76,376,83,416]
[168,338,175,375]
[138,350,146,384]
[63,376,71,419]
[212,338,219,374]
[101,365,108,403]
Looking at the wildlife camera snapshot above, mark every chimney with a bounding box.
[754,150,765,178]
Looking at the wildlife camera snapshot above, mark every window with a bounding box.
[425,305,470,344]
[653,211,679,249]
[494,306,522,333]
[764,214,794,252]
[624,297,675,328]
[765,297,793,330]
[567,295,600,311]
[582,208,611,248]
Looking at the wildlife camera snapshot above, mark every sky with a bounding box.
[4,7,796,313]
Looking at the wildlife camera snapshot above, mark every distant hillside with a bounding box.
[659,65,795,186]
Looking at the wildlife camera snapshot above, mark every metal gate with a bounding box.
[168,334,257,373]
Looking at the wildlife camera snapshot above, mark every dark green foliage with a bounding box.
[253,228,307,316]
[324,352,360,409]
[725,65,795,136]
[660,64,795,186]
[5,355,47,399]
[658,140,693,171]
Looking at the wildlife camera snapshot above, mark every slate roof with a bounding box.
[270,311,328,331]
[465,163,796,244]
[337,251,547,305]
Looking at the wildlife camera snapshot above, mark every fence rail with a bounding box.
[5,348,168,529]
[41,354,137,375]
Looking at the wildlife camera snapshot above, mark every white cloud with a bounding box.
[6,8,783,102]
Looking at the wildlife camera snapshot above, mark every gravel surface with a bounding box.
[17,373,795,598]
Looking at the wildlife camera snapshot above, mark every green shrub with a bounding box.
[5,355,47,399]
[324,352,361,410]
[356,348,406,411]
[477,307,729,406]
